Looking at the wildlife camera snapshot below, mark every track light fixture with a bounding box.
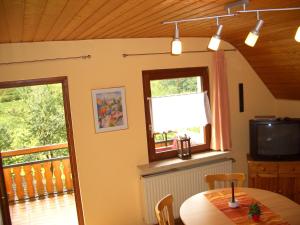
[163,14,235,54]
[295,26,300,42]
[208,18,223,51]
[245,12,264,47]
[162,4,300,54]
[171,23,182,55]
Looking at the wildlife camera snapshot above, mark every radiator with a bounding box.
[140,159,232,224]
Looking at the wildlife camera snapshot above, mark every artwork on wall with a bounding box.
[92,87,128,133]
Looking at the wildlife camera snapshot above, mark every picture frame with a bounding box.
[92,87,128,133]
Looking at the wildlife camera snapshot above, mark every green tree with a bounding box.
[150,76,198,97]
[23,84,67,146]
[0,126,12,151]
[0,84,68,166]
[0,88,22,103]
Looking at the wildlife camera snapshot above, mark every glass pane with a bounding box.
[154,131,176,153]
[150,76,202,97]
[150,76,205,153]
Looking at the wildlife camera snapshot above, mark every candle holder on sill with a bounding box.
[176,134,191,160]
[228,181,239,208]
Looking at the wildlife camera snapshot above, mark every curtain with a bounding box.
[150,92,211,133]
[210,50,232,150]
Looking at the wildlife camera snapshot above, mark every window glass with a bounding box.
[150,76,205,153]
[142,67,211,162]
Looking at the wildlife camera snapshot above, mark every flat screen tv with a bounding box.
[249,118,300,161]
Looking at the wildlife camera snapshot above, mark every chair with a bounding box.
[155,194,175,225]
[205,173,245,190]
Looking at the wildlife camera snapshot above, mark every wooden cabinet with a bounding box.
[248,157,300,204]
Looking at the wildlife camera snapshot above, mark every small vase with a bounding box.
[252,214,260,222]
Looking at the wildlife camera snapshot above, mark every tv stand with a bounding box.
[247,155,300,204]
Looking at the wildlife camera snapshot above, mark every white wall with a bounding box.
[0,38,276,224]
[275,99,300,117]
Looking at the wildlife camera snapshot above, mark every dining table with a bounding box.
[180,187,300,225]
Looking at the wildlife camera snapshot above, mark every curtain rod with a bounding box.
[122,49,236,57]
[0,55,91,66]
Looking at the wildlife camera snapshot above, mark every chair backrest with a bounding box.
[205,173,245,190]
[155,194,175,225]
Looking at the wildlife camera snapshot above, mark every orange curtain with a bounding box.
[210,50,232,151]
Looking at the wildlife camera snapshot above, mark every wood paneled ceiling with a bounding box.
[0,0,299,99]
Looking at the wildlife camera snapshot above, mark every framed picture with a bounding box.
[92,87,128,133]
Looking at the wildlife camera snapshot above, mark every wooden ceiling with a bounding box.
[0,0,299,100]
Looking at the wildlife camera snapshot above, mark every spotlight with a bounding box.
[295,26,300,42]
[208,24,223,51]
[245,19,264,47]
[171,23,182,55]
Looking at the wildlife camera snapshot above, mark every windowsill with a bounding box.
[137,151,232,176]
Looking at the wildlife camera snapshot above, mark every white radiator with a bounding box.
[140,159,232,224]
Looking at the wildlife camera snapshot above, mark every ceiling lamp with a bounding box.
[295,26,300,42]
[163,14,235,54]
[245,12,264,47]
[162,3,300,54]
[208,22,223,51]
[171,23,182,55]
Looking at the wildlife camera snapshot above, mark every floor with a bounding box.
[9,194,78,225]
[9,194,183,225]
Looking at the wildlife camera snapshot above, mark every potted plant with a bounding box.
[248,202,261,222]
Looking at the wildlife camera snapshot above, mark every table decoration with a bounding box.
[248,202,261,222]
[204,190,290,225]
[228,181,239,208]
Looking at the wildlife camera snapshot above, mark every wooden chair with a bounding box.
[205,173,245,190]
[155,194,175,225]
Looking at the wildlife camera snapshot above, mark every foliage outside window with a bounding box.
[142,67,211,162]
[0,84,68,166]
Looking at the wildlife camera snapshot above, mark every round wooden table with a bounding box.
[180,187,300,225]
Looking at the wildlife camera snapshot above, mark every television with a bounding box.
[249,118,300,161]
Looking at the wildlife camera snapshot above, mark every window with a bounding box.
[142,67,211,162]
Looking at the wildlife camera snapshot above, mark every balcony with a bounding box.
[2,143,78,225]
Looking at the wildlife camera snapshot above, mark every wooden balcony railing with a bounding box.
[1,143,73,203]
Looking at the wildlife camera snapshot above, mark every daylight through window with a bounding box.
[142,67,211,162]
